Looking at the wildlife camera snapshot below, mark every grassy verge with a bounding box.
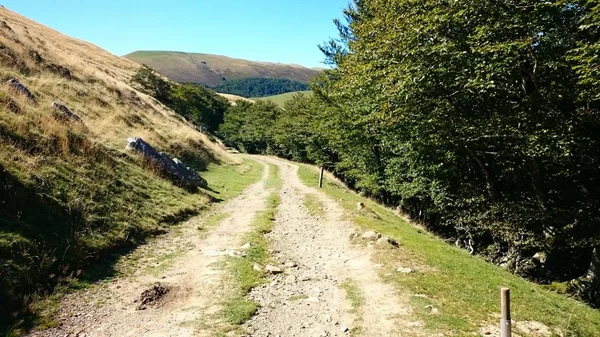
[303,193,325,217]
[11,160,264,336]
[340,279,365,312]
[218,163,281,335]
[297,165,600,337]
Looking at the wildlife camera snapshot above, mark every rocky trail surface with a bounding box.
[246,157,418,337]
[27,157,422,337]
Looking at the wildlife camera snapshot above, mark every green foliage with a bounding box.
[170,84,228,131]
[131,65,228,132]
[210,77,309,98]
[130,64,173,104]
[218,0,600,307]
[218,100,281,154]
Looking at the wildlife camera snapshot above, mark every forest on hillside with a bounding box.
[218,0,600,307]
[209,77,309,97]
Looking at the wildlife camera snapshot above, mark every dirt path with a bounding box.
[27,162,271,337]
[247,157,417,337]
[27,157,421,337]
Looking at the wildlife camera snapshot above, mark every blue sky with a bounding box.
[3,0,349,68]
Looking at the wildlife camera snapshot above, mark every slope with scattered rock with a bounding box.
[0,7,232,333]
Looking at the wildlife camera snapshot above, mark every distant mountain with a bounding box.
[124,51,321,86]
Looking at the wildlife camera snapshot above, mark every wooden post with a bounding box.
[500,287,511,337]
[318,167,324,188]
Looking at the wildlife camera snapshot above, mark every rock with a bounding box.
[361,231,380,241]
[51,102,81,122]
[265,264,283,274]
[424,305,439,314]
[46,63,72,80]
[376,236,400,248]
[253,263,262,271]
[284,261,297,268]
[126,137,207,189]
[7,78,35,102]
[396,267,413,274]
[357,202,365,211]
[240,243,252,250]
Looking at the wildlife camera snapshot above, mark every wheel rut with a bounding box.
[247,157,410,337]
[26,162,271,337]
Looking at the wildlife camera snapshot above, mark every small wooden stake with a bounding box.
[318,167,324,188]
[501,287,511,337]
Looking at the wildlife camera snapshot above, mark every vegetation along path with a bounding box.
[26,161,272,337]
[26,155,596,337]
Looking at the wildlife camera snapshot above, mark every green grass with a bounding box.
[5,159,264,336]
[303,193,325,217]
[202,159,264,201]
[251,91,312,107]
[219,163,281,332]
[340,279,365,311]
[297,165,600,337]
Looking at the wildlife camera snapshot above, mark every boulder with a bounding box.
[361,231,381,241]
[7,78,34,102]
[126,137,208,189]
[51,102,81,122]
[376,236,400,248]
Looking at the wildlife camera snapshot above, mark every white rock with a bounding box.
[253,263,262,271]
[266,264,283,274]
[396,267,413,274]
[284,261,297,268]
[361,231,380,241]
[240,243,252,250]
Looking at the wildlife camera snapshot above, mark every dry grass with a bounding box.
[124,51,321,86]
[0,8,231,160]
[0,7,238,335]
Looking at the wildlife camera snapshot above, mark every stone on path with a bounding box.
[265,264,283,274]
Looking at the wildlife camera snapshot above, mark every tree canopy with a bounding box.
[219,0,600,307]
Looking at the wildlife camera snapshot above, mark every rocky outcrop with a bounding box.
[7,78,34,102]
[51,102,81,122]
[126,137,207,189]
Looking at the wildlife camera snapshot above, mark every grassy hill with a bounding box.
[252,91,312,107]
[0,7,242,333]
[124,51,321,86]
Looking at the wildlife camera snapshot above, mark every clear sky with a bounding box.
[3,0,349,68]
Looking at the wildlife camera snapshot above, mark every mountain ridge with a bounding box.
[124,50,321,86]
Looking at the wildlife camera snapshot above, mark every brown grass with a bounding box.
[0,7,231,161]
[124,51,321,86]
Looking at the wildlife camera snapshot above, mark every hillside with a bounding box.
[0,7,235,333]
[124,51,321,86]
[252,90,312,107]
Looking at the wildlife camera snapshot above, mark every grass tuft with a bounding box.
[219,162,281,332]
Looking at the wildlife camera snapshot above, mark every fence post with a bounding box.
[501,287,511,337]
[319,167,324,188]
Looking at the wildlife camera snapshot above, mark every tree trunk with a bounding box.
[586,247,599,282]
